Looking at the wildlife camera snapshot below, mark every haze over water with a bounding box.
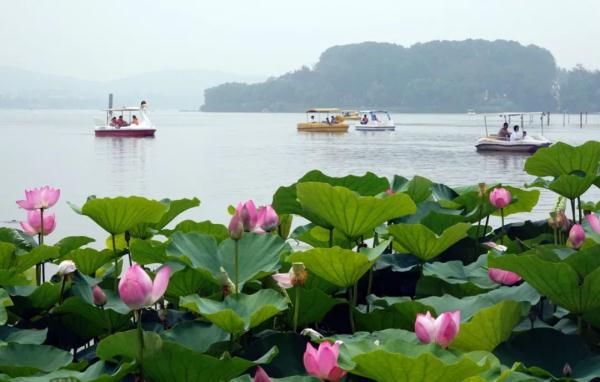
[1,110,599,241]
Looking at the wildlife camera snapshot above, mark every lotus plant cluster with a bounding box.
[2,142,600,381]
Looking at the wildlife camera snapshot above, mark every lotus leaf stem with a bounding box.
[570,198,577,224]
[577,197,583,224]
[348,283,357,333]
[500,208,506,245]
[293,286,300,332]
[328,229,333,248]
[234,239,240,294]
[136,310,144,378]
[112,234,118,292]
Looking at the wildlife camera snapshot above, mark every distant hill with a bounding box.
[201,39,600,113]
[0,67,263,109]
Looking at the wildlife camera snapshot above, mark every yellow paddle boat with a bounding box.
[297,108,349,132]
[342,110,361,120]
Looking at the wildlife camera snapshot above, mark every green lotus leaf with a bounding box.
[3,361,135,382]
[355,297,434,331]
[8,283,61,319]
[144,341,278,382]
[349,345,497,382]
[180,289,289,335]
[72,196,167,235]
[290,224,353,249]
[494,328,597,379]
[62,248,115,276]
[130,239,168,265]
[53,297,131,339]
[165,267,220,298]
[161,219,229,242]
[55,236,95,256]
[0,289,12,325]
[420,211,466,235]
[0,243,16,270]
[273,170,390,227]
[131,197,201,239]
[285,287,344,326]
[392,175,433,203]
[0,327,46,345]
[296,182,416,239]
[524,141,600,199]
[14,245,60,273]
[167,232,290,291]
[0,228,36,251]
[389,223,471,261]
[421,255,497,290]
[161,321,228,353]
[452,300,524,351]
[488,247,600,314]
[232,374,319,382]
[287,242,389,288]
[0,343,72,377]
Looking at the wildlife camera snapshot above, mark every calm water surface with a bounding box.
[1,110,599,242]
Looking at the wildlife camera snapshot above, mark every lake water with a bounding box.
[1,110,599,242]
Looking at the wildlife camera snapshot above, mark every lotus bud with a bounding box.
[385,188,395,196]
[586,213,600,234]
[20,210,56,236]
[218,267,236,296]
[92,285,107,306]
[257,205,279,232]
[237,200,258,232]
[228,211,244,240]
[118,264,171,310]
[562,363,572,377]
[489,187,511,209]
[488,268,522,285]
[568,224,585,249]
[477,182,487,198]
[291,262,307,286]
[303,341,347,382]
[57,260,77,277]
[414,310,461,348]
[254,367,272,382]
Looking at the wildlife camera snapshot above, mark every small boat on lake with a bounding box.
[341,110,361,120]
[297,108,349,132]
[94,99,156,138]
[475,113,551,153]
[353,110,396,131]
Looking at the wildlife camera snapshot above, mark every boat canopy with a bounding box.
[104,107,141,112]
[306,108,340,113]
[360,110,390,114]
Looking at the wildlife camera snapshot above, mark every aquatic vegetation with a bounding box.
[2,141,600,381]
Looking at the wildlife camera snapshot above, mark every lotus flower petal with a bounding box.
[303,341,345,381]
[118,264,154,310]
[16,186,60,210]
[253,367,271,382]
[435,310,460,348]
[228,211,244,240]
[489,187,512,209]
[415,311,436,344]
[258,205,279,232]
[569,224,585,249]
[57,260,77,276]
[586,213,600,234]
[150,266,171,304]
[488,268,522,285]
[272,272,293,289]
[303,343,320,376]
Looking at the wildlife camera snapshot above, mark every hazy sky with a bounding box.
[1,0,599,80]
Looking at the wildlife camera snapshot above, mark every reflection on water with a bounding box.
[94,137,153,194]
[0,110,599,238]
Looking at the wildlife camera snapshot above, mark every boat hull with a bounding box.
[475,137,551,153]
[355,125,396,131]
[95,128,156,137]
[297,122,349,132]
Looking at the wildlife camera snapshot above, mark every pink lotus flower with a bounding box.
[118,264,171,310]
[272,263,307,289]
[92,285,107,306]
[568,224,585,249]
[303,341,346,382]
[586,213,600,234]
[20,210,56,236]
[238,200,259,232]
[257,205,279,232]
[489,187,511,209]
[253,367,271,382]
[488,268,522,285]
[16,186,60,210]
[228,211,244,240]
[414,310,461,348]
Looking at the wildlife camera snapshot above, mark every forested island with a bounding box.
[201,39,600,113]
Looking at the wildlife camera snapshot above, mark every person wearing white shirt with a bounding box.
[510,125,523,141]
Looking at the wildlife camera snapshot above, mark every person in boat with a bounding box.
[310,115,315,123]
[325,117,331,125]
[117,115,128,127]
[510,125,523,141]
[497,122,510,139]
[131,115,140,126]
[371,113,378,122]
[109,116,118,127]
[361,114,369,125]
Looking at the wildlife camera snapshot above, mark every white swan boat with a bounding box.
[476,135,551,153]
[353,110,396,131]
[94,97,156,137]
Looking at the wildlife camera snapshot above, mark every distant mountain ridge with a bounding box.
[0,67,263,109]
[201,39,600,113]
